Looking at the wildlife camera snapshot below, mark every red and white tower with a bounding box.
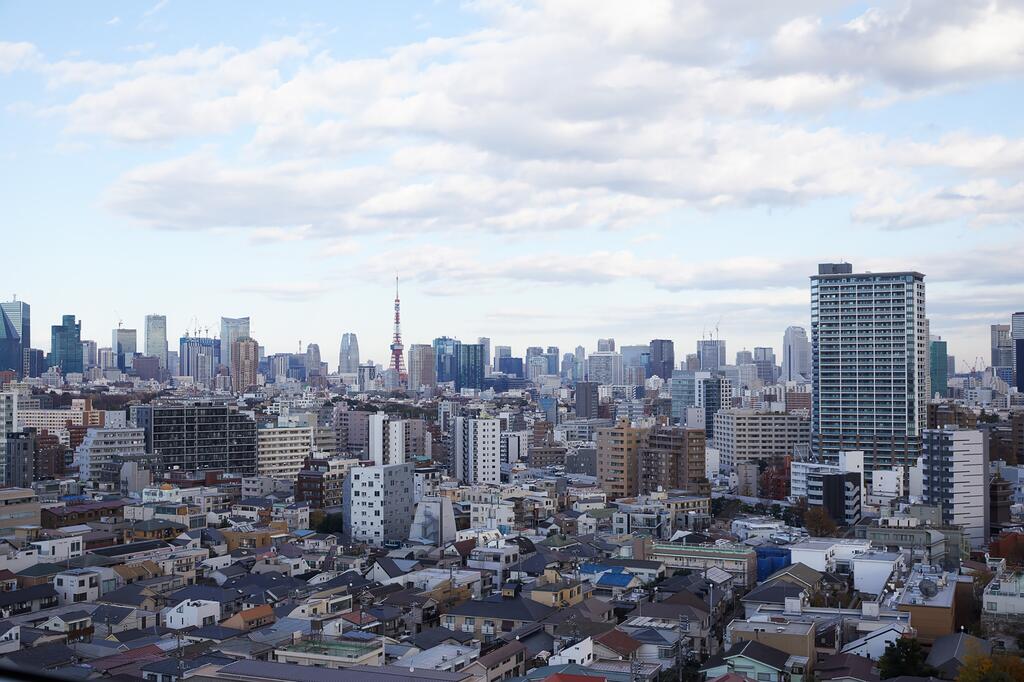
[390,275,406,381]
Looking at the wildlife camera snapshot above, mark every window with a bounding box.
[757,674,773,681]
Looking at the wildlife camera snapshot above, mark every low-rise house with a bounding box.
[443,594,555,644]
[274,632,386,669]
[0,584,58,617]
[222,604,275,631]
[463,640,528,680]
[165,598,220,630]
[701,640,805,682]
[38,610,92,642]
[53,567,101,604]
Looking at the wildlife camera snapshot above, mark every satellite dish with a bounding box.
[919,579,938,598]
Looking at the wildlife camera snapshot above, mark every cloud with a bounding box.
[106,16,121,26]
[0,42,40,73]
[7,1,1024,252]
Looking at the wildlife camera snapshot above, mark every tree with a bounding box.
[804,506,838,537]
[956,653,1024,682]
[878,639,936,680]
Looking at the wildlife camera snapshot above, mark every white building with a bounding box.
[54,568,101,604]
[453,417,500,485]
[342,462,415,547]
[851,551,905,596]
[587,352,624,385]
[712,410,809,471]
[73,427,146,484]
[165,599,220,630]
[257,425,314,479]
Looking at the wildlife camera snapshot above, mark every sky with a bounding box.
[2,0,1024,370]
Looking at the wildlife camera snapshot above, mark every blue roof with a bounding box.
[580,563,626,574]
[597,572,635,587]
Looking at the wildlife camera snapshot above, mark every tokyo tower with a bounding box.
[390,275,406,381]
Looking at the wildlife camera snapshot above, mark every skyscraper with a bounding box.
[478,337,491,375]
[220,316,250,377]
[144,314,168,368]
[50,315,82,374]
[408,344,437,390]
[453,416,500,484]
[433,336,461,383]
[232,337,260,391]
[575,381,599,419]
[112,328,137,371]
[917,428,987,548]
[696,339,726,370]
[929,337,948,399]
[456,343,485,391]
[587,351,623,385]
[1013,312,1024,390]
[0,309,19,376]
[179,335,220,385]
[697,375,731,442]
[0,299,29,352]
[339,333,359,373]
[81,340,98,369]
[781,326,811,382]
[991,324,1013,369]
[597,338,615,352]
[305,343,322,378]
[753,347,777,384]
[648,339,675,380]
[811,263,927,474]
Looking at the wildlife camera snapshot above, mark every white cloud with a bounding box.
[0,42,40,73]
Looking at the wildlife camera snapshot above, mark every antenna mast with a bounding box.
[390,275,406,382]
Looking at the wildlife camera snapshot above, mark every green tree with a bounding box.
[878,639,937,680]
[956,653,1024,682]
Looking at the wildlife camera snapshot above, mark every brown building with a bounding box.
[528,431,567,468]
[728,619,817,672]
[231,337,260,392]
[41,500,124,529]
[638,425,706,495]
[896,568,973,645]
[928,402,978,430]
[597,418,648,499]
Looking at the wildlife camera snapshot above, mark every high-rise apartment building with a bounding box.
[929,337,948,399]
[597,418,646,499]
[638,425,706,495]
[781,326,811,382]
[712,409,809,471]
[342,462,414,547]
[648,339,675,380]
[811,263,927,475]
[179,335,220,385]
[112,328,137,371]
[453,416,500,484]
[144,315,168,368]
[139,402,257,474]
[220,317,250,378]
[338,333,360,373]
[696,339,726,371]
[917,428,988,548]
[50,315,82,374]
[73,427,147,485]
[575,381,599,419]
[257,426,315,480]
[407,344,437,390]
[232,337,259,391]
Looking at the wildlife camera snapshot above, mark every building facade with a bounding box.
[811,263,927,476]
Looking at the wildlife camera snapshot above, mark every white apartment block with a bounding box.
[343,462,415,547]
[257,425,314,479]
[0,393,16,437]
[713,409,809,471]
[73,428,147,483]
[453,417,500,485]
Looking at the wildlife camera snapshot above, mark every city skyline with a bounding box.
[4,2,1024,366]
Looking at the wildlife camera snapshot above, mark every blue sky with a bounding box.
[2,0,1023,369]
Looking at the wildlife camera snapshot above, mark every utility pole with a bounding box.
[677,612,691,682]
